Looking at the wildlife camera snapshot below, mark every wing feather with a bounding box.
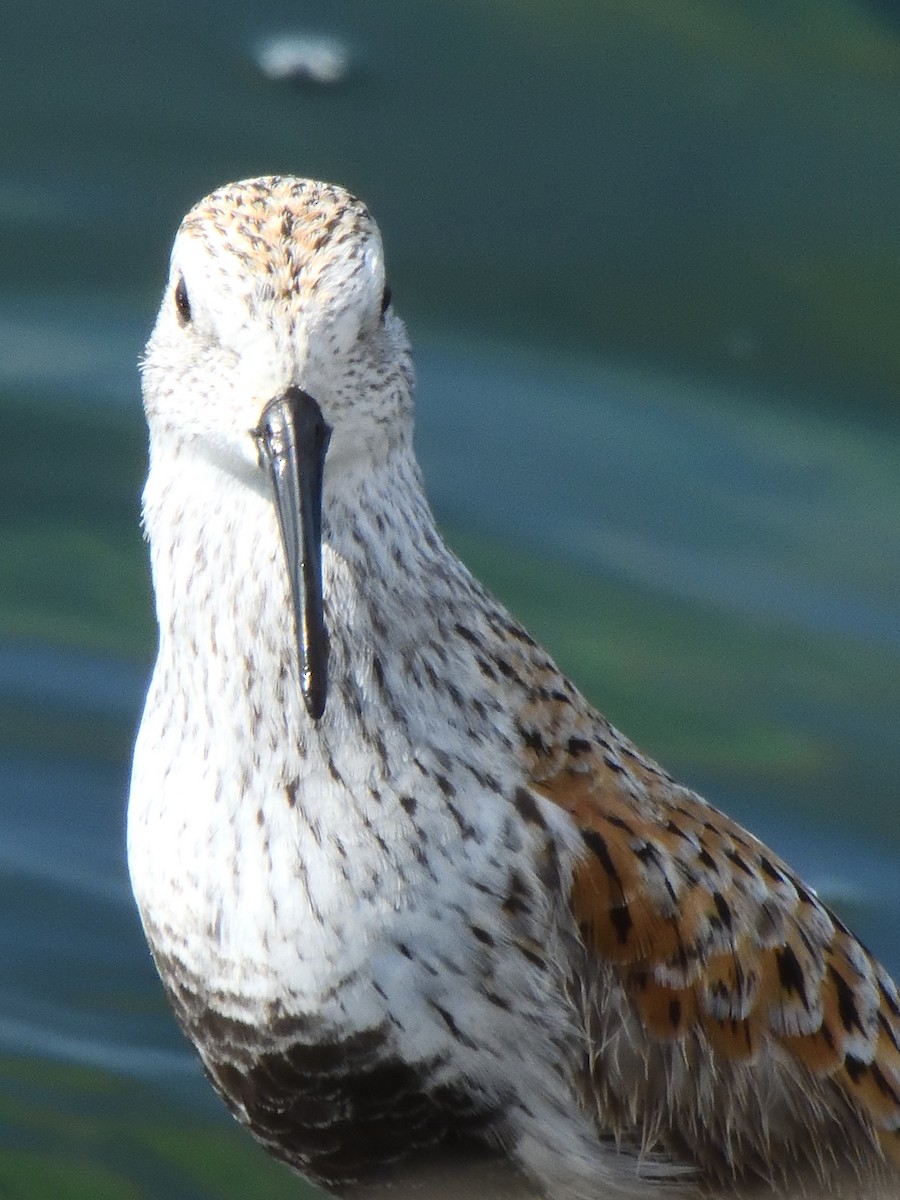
[532,744,900,1176]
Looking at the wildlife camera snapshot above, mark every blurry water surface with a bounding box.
[1,3,899,1197]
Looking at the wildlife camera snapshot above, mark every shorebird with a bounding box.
[128,176,900,1199]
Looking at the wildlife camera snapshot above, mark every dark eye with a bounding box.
[174,275,192,325]
[380,284,392,318]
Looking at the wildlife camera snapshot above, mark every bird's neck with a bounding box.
[141,430,496,761]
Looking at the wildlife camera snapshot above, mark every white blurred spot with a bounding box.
[254,33,352,86]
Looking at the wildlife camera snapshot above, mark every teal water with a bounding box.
[2,2,899,1196]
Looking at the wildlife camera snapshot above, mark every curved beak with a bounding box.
[254,388,332,720]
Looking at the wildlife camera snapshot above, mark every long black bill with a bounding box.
[254,388,332,721]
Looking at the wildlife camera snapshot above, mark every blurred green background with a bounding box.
[1,2,899,1197]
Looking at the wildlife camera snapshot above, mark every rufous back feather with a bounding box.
[533,737,900,1181]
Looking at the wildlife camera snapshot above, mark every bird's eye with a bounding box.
[174,275,192,325]
[380,284,392,318]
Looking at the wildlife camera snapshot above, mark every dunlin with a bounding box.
[128,176,900,1198]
